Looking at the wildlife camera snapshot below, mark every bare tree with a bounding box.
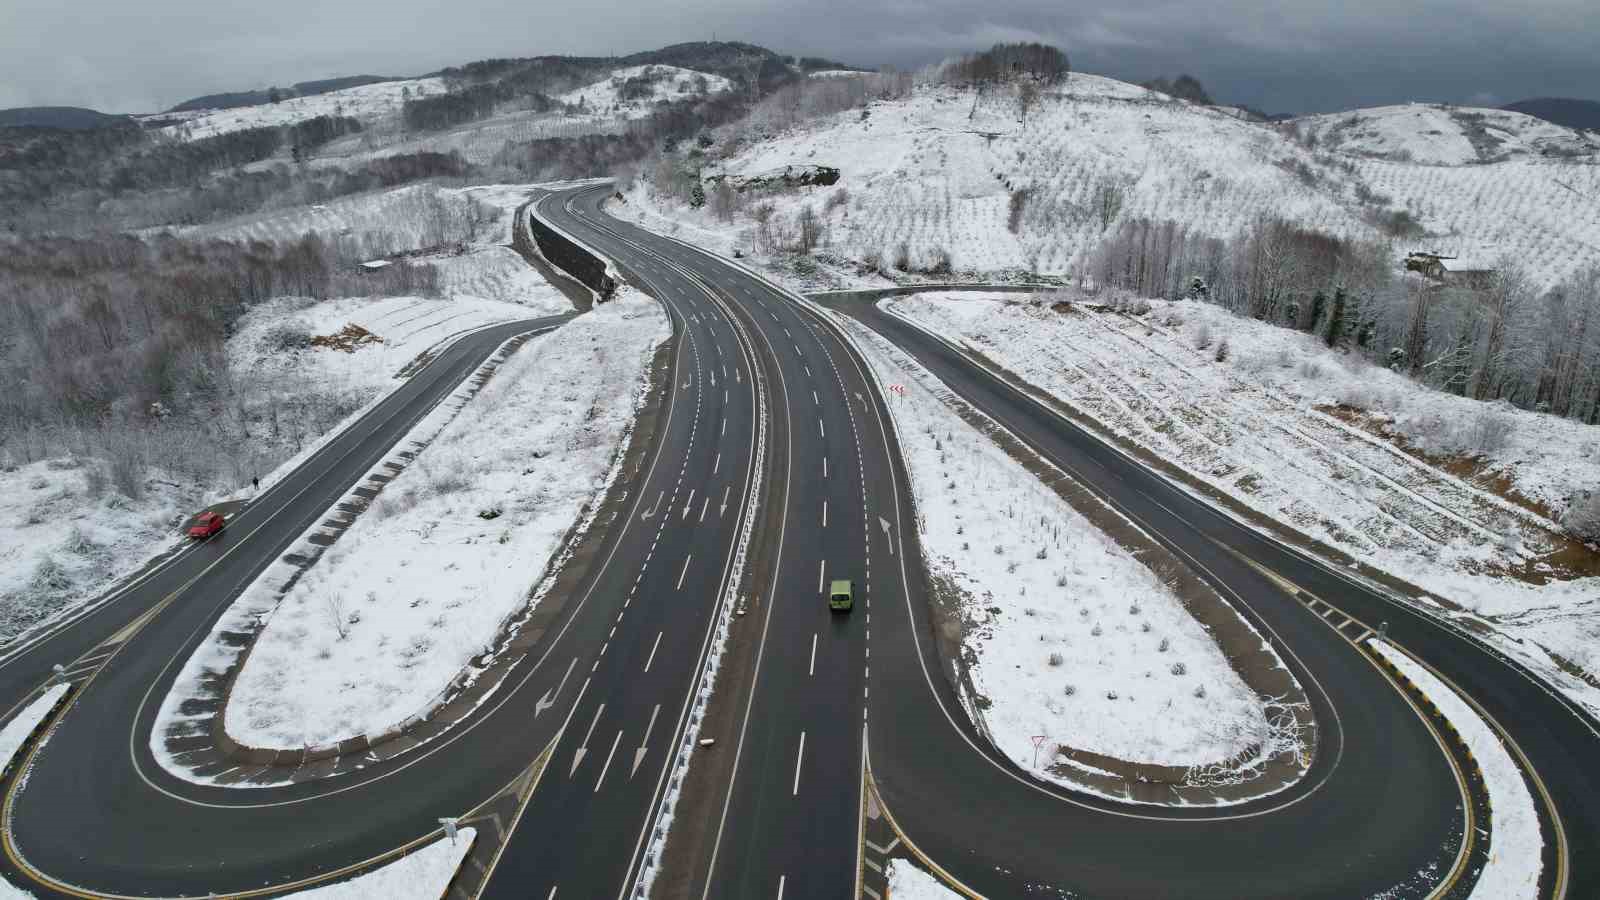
[1094,178,1126,233]
[1016,81,1040,129]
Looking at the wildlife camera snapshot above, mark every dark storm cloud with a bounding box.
[3,0,1597,115]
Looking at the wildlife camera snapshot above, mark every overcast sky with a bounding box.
[3,0,1598,115]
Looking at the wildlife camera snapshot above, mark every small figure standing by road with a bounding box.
[252,476,260,493]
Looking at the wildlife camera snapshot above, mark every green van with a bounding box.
[828,579,854,612]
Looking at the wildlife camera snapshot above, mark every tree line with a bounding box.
[1085,215,1600,424]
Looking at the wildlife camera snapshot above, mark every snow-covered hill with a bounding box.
[1293,103,1596,165]
[147,76,448,141]
[557,64,732,119]
[628,73,1600,290]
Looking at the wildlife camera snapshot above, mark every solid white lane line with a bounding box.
[822,500,828,528]
[792,731,806,796]
[677,554,693,590]
[818,559,825,593]
[594,729,624,793]
[644,631,663,672]
[809,633,817,676]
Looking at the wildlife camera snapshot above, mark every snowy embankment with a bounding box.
[215,293,665,750]
[0,685,69,899]
[886,859,962,900]
[0,461,191,650]
[283,830,475,899]
[840,312,1277,774]
[886,293,1600,712]
[1369,639,1542,899]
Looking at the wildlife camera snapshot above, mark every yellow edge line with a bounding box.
[865,755,984,899]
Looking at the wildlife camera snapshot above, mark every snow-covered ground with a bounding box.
[842,311,1278,772]
[284,830,475,899]
[885,292,1600,713]
[885,859,962,900]
[171,183,477,253]
[557,65,731,119]
[0,460,191,649]
[155,77,447,141]
[1294,103,1596,165]
[221,293,665,749]
[618,74,1600,290]
[1369,639,1542,899]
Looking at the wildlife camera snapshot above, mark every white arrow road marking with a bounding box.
[879,516,895,556]
[681,488,696,520]
[572,703,606,776]
[632,703,661,779]
[682,379,691,390]
[792,731,806,796]
[535,658,579,717]
[641,490,664,520]
[644,631,663,673]
[720,484,730,517]
[594,729,624,793]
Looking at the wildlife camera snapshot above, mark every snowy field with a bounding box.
[885,293,1600,711]
[155,77,447,141]
[843,314,1276,771]
[222,293,665,749]
[619,74,1600,290]
[1370,640,1542,899]
[170,183,479,254]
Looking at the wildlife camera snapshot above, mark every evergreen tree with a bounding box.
[689,181,706,209]
[1325,286,1347,348]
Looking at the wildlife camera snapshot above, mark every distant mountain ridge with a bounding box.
[1502,98,1600,132]
[167,75,401,113]
[0,106,133,130]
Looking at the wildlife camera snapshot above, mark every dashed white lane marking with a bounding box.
[823,457,828,478]
[721,418,727,436]
[809,633,817,676]
[700,496,710,522]
[792,731,806,796]
[813,389,819,405]
[594,728,624,793]
[822,499,828,528]
[547,886,558,900]
[644,631,663,673]
[677,554,693,590]
[777,875,786,900]
[714,452,722,475]
[818,418,825,438]
[805,364,812,378]
[818,558,825,593]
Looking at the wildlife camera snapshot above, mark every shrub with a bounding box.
[1048,652,1064,667]
[1297,360,1324,380]
[1469,410,1514,457]
[83,465,109,498]
[893,241,912,272]
[1192,323,1213,350]
[1170,662,1187,675]
[1214,338,1230,363]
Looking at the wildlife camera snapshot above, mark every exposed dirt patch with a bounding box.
[309,323,383,352]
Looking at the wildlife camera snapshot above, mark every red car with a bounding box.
[188,511,226,539]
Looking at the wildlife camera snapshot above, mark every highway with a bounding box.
[0,181,1591,899]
